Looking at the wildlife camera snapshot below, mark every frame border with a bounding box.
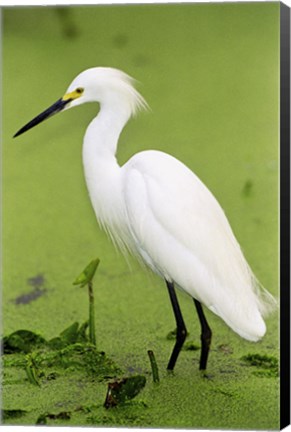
[280,2,290,429]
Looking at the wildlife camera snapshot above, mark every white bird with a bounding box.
[14,67,276,371]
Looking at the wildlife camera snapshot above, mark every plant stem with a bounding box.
[147,350,160,383]
[25,354,40,386]
[88,281,96,346]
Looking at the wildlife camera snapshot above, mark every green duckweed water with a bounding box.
[2,3,279,429]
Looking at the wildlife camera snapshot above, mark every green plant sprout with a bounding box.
[73,258,100,346]
[25,353,41,386]
[147,350,160,383]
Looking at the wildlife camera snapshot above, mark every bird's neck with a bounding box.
[82,106,130,241]
[84,106,129,160]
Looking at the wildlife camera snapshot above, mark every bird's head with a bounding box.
[14,67,148,138]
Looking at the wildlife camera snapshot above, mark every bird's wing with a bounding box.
[122,150,270,341]
[123,150,241,289]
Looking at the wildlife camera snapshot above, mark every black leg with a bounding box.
[166,280,187,370]
[194,299,212,370]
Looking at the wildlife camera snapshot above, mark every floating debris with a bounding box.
[104,375,146,408]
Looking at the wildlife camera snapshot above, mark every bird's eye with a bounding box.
[76,87,84,94]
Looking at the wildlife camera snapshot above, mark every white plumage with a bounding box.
[14,67,276,370]
[122,150,272,341]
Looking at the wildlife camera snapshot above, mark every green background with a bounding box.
[3,2,279,429]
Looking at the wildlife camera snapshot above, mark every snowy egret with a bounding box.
[14,67,276,371]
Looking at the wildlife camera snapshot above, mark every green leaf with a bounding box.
[59,322,80,344]
[77,321,89,342]
[2,330,47,354]
[73,258,100,287]
[48,321,90,348]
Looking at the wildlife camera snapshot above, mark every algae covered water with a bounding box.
[2,3,279,429]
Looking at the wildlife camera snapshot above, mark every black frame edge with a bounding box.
[280,2,290,430]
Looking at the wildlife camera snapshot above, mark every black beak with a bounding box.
[13,97,72,138]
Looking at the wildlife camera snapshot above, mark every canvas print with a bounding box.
[2,1,288,429]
